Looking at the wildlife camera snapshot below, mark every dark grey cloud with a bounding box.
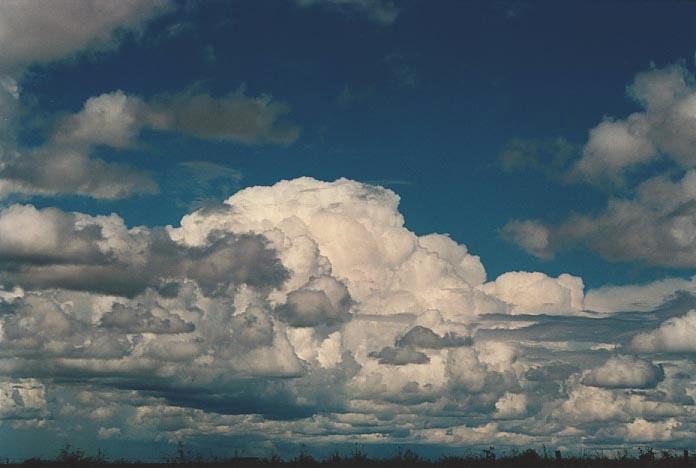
[395,326,471,349]
[0,294,132,360]
[275,276,351,327]
[524,362,580,382]
[0,204,288,297]
[368,346,430,365]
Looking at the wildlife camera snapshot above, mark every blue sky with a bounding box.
[3,0,696,460]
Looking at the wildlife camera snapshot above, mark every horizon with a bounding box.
[2,0,696,461]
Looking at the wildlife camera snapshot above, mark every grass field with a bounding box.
[3,445,694,468]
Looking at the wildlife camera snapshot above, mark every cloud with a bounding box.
[296,0,399,24]
[494,392,527,418]
[585,275,696,313]
[275,276,352,327]
[623,418,680,443]
[573,63,696,183]
[500,220,553,260]
[0,144,157,200]
[628,309,696,353]
[99,303,195,334]
[0,379,46,419]
[502,62,696,269]
[2,177,696,449]
[98,426,122,439]
[0,0,172,75]
[0,203,288,297]
[395,326,470,349]
[53,88,300,148]
[368,346,430,365]
[504,170,696,267]
[478,271,585,315]
[52,91,145,148]
[0,85,298,201]
[0,90,157,201]
[582,355,665,389]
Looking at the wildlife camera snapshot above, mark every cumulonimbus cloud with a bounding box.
[0,177,693,450]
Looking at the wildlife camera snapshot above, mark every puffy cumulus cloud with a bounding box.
[478,271,585,315]
[582,355,664,389]
[52,91,145,148]
[0,0,171,75]
[4,176,696,450]
[296,0,399,25]
[504,170,696,268]
[629,310,696,353]
[53,88,300,148]
[573,63,696,182]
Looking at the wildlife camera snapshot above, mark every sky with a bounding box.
[2,0,696,460]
